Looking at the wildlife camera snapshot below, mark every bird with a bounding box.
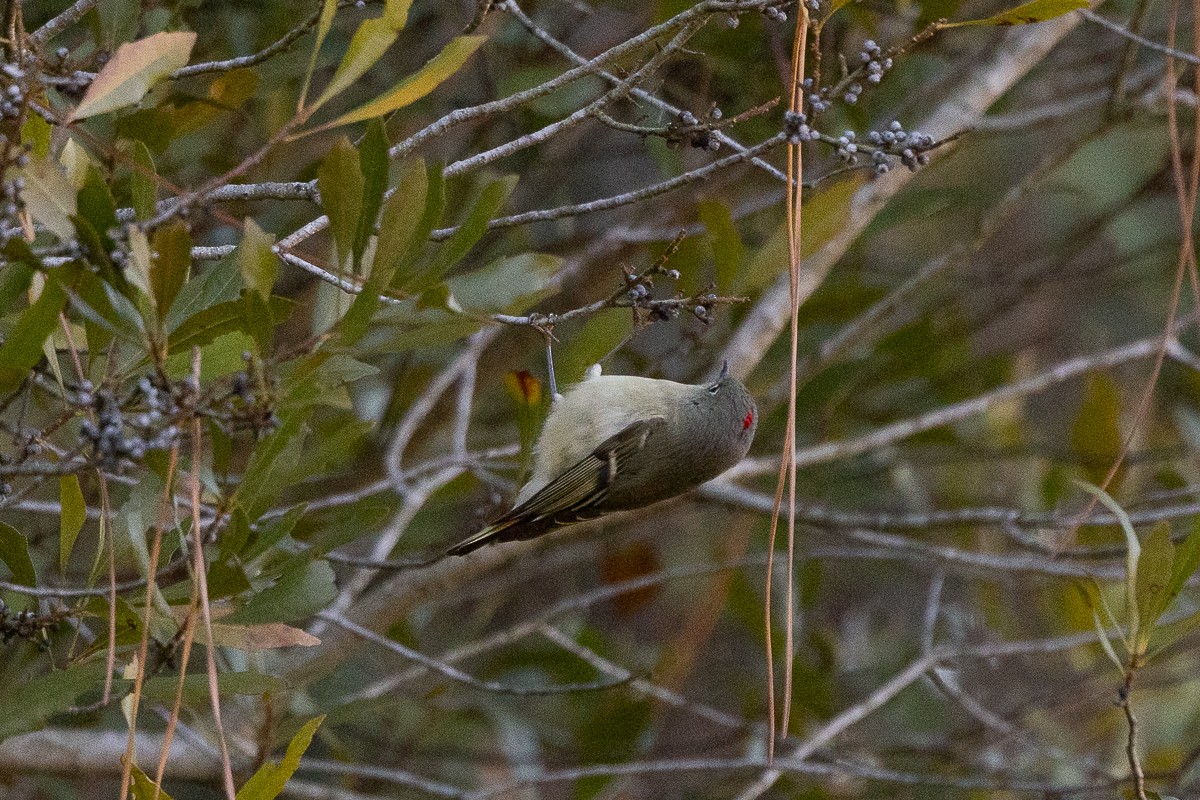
[446,363,757,556]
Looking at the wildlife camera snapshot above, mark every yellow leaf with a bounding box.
[940,0,1087,26]
[69,31,197,121]
[311,36,485,133]
[17,157,77,240]
[310,18,398,112]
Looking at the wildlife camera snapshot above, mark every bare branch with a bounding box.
[720,12,1085,380]
[318,611,632,695]
[1079,8,1200,64]
[29,0,97,45]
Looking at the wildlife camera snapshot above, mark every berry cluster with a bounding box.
[866,121,936,172]
[614,262,721,325]
[0,599,59,649]
[78,377,182,468]
[224,354,280,434]
[834,130,859,162]
[0,63,25,121]
[692,290,719,324]
[801,79,832,115]
[858,40,893,86]
[783,112,939,176]
[673,109,724,152]
[2,174,24,222]
[783,110,820,143]
[0,58,31,237]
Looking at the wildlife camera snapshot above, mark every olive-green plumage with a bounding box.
[446,368,757,556]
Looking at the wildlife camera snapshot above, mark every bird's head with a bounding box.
[702,361,757,448]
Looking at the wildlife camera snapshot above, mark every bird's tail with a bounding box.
[443,517,524,557]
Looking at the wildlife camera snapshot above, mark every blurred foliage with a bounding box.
[0,0,1199,798]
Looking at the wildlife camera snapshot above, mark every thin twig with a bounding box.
[1120,673,1149,800]
[172,4,331,78]
[1079,8,1200,64]
[727,326,1190,477]
[29,0,96,44]
[429,134,787,240]
[442,15,711,178]
[504,0,793,184]
[317,611,633,695]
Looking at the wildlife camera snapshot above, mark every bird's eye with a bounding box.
[707,384,720,395]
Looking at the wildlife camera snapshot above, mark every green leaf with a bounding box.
[150,220,192,318]
[234,715,325,800]
[373,158,428,289]
[1071,373,1125,490]
[697,200,743,294]
[1077,481,1138,645]
[277,353,376,411]
[142,671,281,705]
[96,0,138,49]
[22,113,52,159]
[209,68,260,112]
[129,764,174,800]
[59,475,86,574]
[0,522,36,587]
[448,252,562,313]
[130,141,157,221]
[354,120,389,271]
[83,595,143,650]
[208,555,254,600]
[166,299,249,355]
[221,505,253,560]
[124,229,152,311]
[242,504,307,563]
[407,174,516,290]
[941,0,1088,25]
[383,0,414,28]
[166,295,291,356]
[165,258,242,332]
[341,156,427,344]
[1,242,35,291]
[225,559,337,624]
[316,137,364,269]
[77,166,118,243]
[0,276,68,395]
[1168,520,1200,601]
[299,0,338,109]
[234,411,310,522]
[1074,580,1127,671]
[241,290,275,357]
[311,18,398,112]
[69,31,198,120]
[72,215,124,293]
[116,68,259,151]
[0,663,112,740]
[555,309,629,385]
[819,0,858,23]
[17,157,78,240]
[1148,608,1200,654]
[397,161,445,282]
[163,330,257,381]
[315,35,485,132]
[338,275,385,347]
[239,219,279,298]
[71,270,128,357]
[1134,521,1174,649]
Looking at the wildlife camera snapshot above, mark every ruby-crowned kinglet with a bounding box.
[446,363,757,556]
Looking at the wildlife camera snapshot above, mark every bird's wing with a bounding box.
[445,417,663,556]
